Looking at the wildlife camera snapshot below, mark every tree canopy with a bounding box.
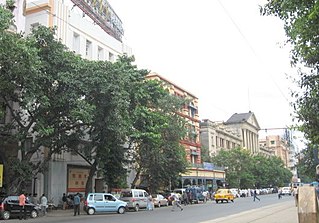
[0,7,188,194]
[212,148,292,188]
[261,1,319,179]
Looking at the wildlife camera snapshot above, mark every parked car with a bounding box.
[119,189,149,211]
[151,194,168,207]
[84,193,128,215]
[0,195,40,220]
[214,189,235,203]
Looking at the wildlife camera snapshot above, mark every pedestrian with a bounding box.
[62,193,68,210]
[278,189,282,199]
[253,189,260,202]
[182,191,188,205]
[73,193,81,216]
[19,192,27,220]
[293,187,298,207]
[146,194,153,210]
[171,194,183,211]
[40,194,48,216]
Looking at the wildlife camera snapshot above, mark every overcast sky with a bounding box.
[107,0,304,145]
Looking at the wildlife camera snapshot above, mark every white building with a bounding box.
[22,0,132,205]
[25,0,132,61]
[200,119,242,156]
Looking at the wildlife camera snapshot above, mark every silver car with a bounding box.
[84,193,127,215]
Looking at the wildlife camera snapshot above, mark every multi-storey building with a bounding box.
[224,112,260,154]
[259,135,290,168]
[200,119,242,156]
[200,112,260,156]
[25,0,132,61]
[146,73,201,165]
[15,0,132,205]
[146,73,225,191]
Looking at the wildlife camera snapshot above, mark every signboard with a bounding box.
[0,164,3,187]
[68,167,89,193]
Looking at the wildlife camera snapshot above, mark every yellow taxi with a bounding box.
[213,188,235,203]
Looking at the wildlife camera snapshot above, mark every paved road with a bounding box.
[5,194,298,223]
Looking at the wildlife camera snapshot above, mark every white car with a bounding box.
[281,187,292,195]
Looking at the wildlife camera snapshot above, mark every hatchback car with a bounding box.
[214,189,235,203]
[84,193,128,215]
[0,195,40,220]
[151,194,168,207]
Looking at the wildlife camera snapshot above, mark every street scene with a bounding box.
[0,0,318,222]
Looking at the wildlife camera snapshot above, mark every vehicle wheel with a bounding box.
[134,204,139,212]
[231,200,234,203]
[118,206,125,214]
[87,207,95,215]
[215,200,219,204]
[226,199,229,203]
[2,211,10,220]
[158,203,161,208]
[30,210,38,218]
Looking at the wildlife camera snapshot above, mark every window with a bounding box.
[97,46,104,60]
[109,52,114,62]
[270,140,275,145]
[94,194,103,201]
[86,39,92,58]
[31,22,40,31]
[188,102,197,118]
[73,32,80,54]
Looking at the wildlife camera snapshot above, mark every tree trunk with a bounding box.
[85,160,97,197]
[131,168,141,189]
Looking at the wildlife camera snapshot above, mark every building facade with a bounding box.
[259,135,290,168]
[224,112,260,154]
[200,119,242,156]
[146,73,225,191]
[25,0,132,61]
[21,0,131,205]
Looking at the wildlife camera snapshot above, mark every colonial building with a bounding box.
[200,119,242,156]
[224,112,260,154]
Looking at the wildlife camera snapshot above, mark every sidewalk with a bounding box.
[200,200,298,223]
[46,208,76,217]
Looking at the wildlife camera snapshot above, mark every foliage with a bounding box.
[129,79,188,193]
[212,148,292,188]
[261,0,319,180]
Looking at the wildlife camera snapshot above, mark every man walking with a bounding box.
[253,189,260,201]
[171,194,183,211]
[19,192,27,220]
[73,193,81,216]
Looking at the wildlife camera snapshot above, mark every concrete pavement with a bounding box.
[200,199,298,223]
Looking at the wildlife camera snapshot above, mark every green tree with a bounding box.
[129,79,188,193]
[212,148,292,188]
[261,0,319,179]
[0,21,92,193]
